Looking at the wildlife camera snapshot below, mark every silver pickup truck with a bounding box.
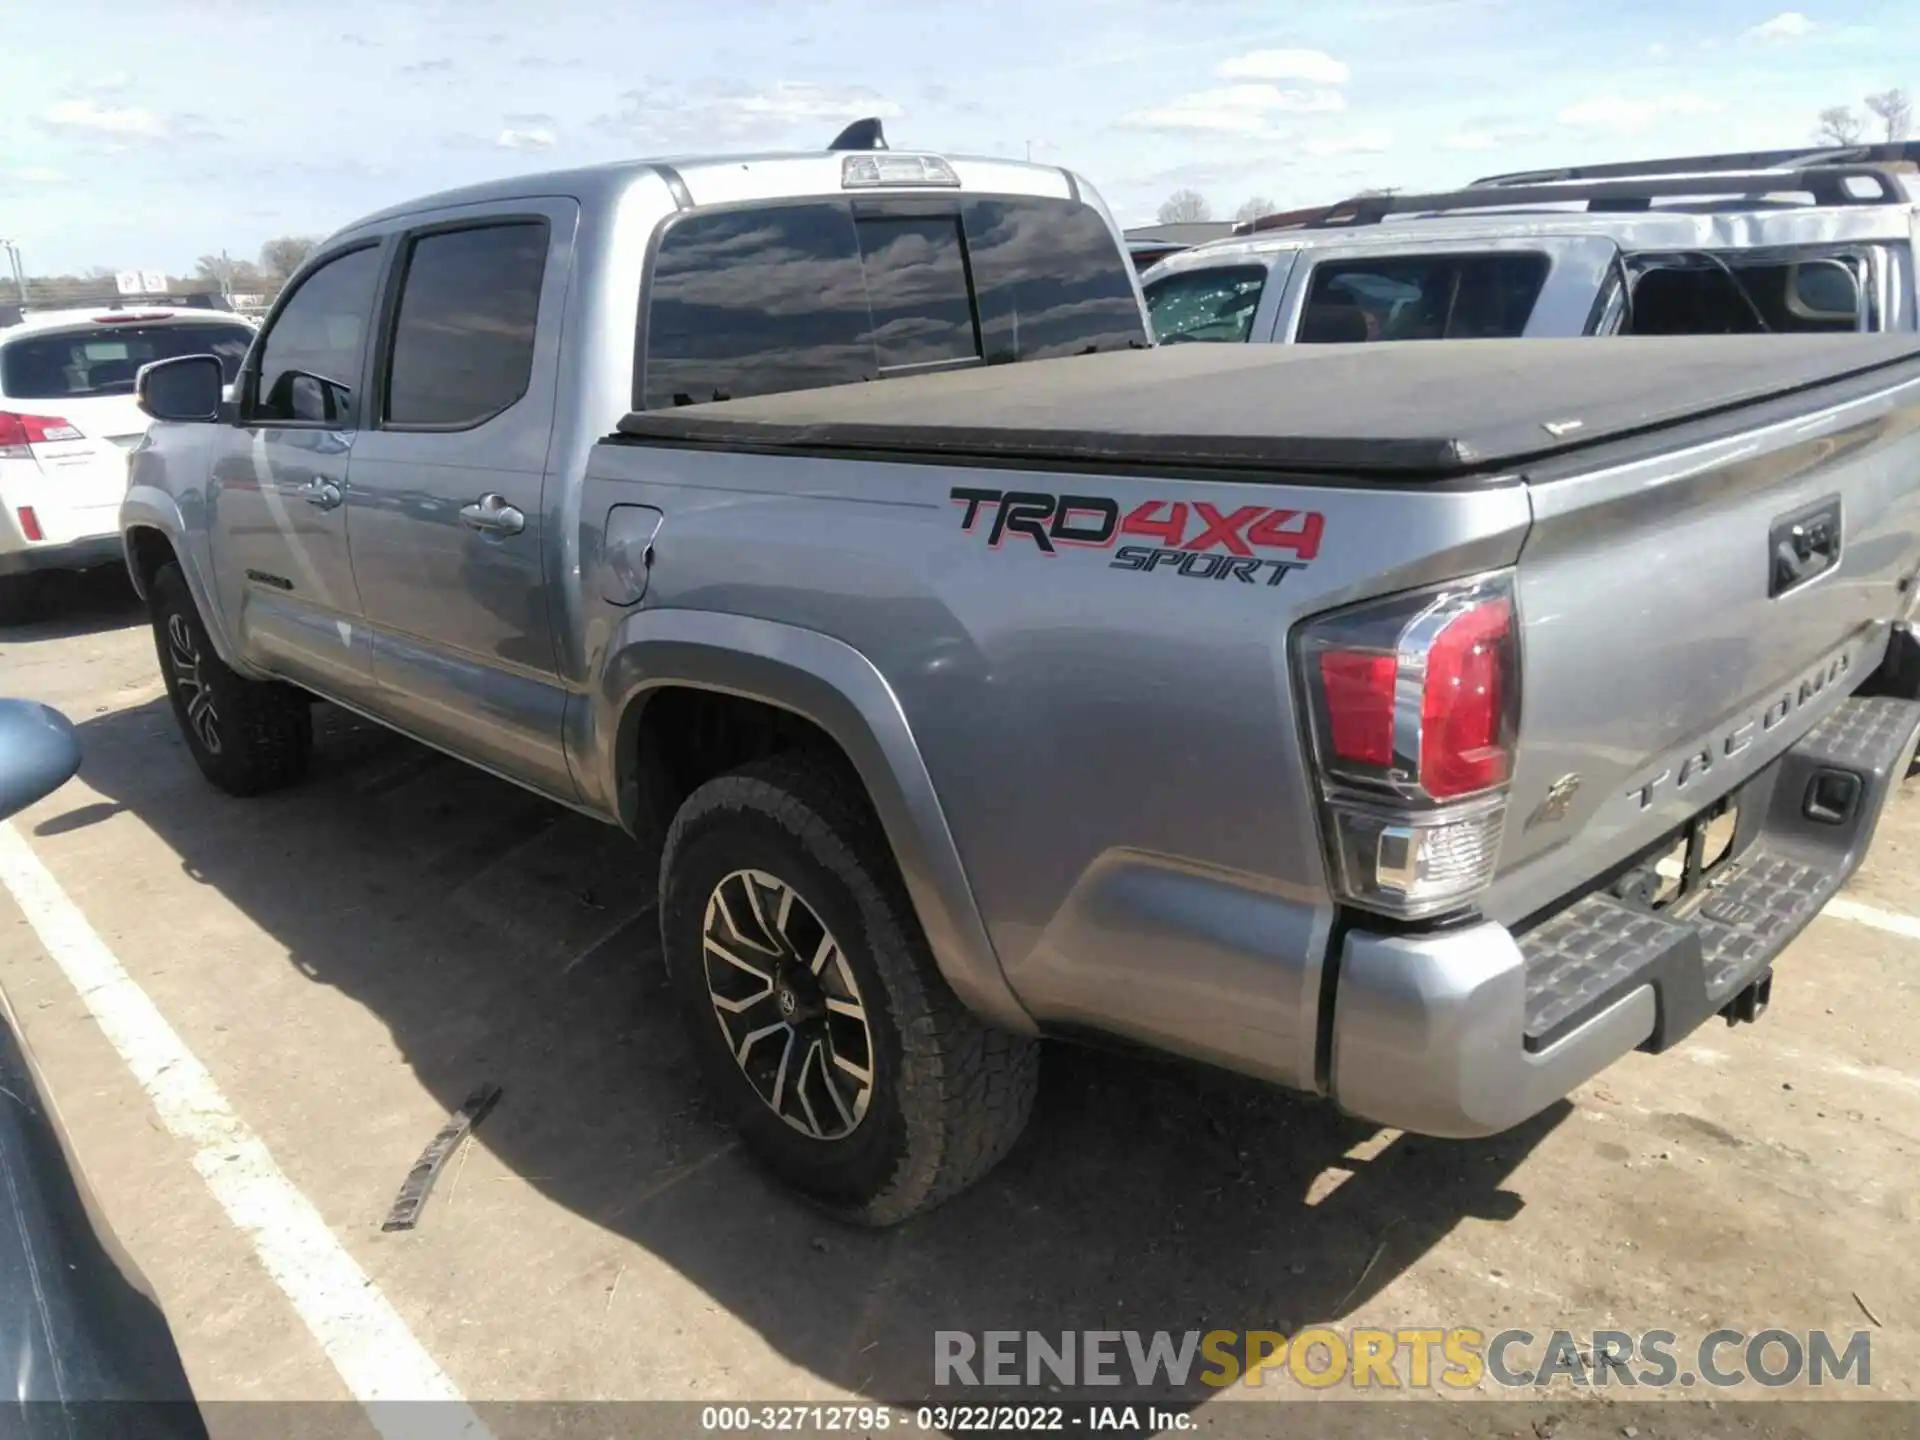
[122,144,1920,1226]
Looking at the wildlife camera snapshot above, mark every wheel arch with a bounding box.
[120,490,249,674]
[595,611,1036,1037]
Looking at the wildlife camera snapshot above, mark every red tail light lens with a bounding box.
[17,506,43,541]
[1297,572,1520,920]
[0,410,84,455]
[1419,597,1513,800]
[1319,651,1397,766]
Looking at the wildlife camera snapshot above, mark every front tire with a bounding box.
[660,754,1038,1226]
[149,561,312,796]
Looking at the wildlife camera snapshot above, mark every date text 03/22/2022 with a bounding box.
[699,1406,1186,1433]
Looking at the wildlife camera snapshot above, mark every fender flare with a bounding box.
[119,488,254,676]
[593,608,1037,1037]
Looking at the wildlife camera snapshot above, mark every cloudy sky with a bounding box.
[2,0,1915,276]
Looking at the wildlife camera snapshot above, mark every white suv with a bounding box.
[0,305,255,621]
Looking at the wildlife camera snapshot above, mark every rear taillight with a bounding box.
[1298,571,1519,920]
[0,410,83,458]
[17,506,43,541]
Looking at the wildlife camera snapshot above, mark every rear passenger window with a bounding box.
[643,204,873,409]
[1297,253,1549,343]
[1144,265,1268,344]
[1623,256,1864,335]
[854,215,979,370]
[383,222,548,427]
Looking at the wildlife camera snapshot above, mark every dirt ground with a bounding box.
[2,571,1916,1437]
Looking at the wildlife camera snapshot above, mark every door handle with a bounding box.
[460,493,525,536]
[302,478,343,510]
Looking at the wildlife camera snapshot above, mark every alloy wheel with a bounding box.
[701,868,875,1141]
[166,612,222,755]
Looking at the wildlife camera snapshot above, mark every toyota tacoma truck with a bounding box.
[120,138,1920,1226]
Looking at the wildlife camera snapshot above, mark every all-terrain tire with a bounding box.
[660,753,1039,1226]
[150,561,311,796]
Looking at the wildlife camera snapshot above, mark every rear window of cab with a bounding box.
[638,195,1148,410]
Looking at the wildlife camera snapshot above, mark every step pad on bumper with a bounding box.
[1519,695,1920,1054]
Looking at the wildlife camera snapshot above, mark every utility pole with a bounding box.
[0,239,26,307]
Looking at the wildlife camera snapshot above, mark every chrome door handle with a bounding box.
[460,493,525,536]
[302,478,343,510]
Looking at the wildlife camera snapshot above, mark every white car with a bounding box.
[0,305,255,621]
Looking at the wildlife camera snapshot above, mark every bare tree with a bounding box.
[1864,88,1914,142]
[1353,186,1402,198]
[1234,196,1277,223]
[1157,189,1212,224]
[195,253,265,298]
[258,235,320,286]
[1814,105,1866,145]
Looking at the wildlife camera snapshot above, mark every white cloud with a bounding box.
[1441,121,1542,152]
[1646,42,1671,59]
[1746,11,1815,39]
[1125,83,1343,134]
[4,166,68,184]
[595,81,901,147]
[42,97,167,137]
[733,82,903,123]
[1301,127,1392,157]
[1556,93,1719,135]
[1214,48,1350,85]
[496,127,557,151]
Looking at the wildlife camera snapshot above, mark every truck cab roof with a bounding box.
[335,148,1092,239]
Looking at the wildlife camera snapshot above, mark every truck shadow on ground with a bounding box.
[60,699,1565,1411]
[0,568,144,641]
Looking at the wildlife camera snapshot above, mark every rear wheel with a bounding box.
[660,754,1038,1226]
[150,561,312,796]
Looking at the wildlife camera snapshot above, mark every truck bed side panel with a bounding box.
[581,446,1529,1088]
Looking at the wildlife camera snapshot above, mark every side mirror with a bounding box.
[136,354,225,423]
[0,701,81,822]
[1786,260,1862,323]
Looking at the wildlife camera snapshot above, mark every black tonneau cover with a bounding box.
[614,334,1920,477]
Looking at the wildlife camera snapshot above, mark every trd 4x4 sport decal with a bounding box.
[950,487,1324,587]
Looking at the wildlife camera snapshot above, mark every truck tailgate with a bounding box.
[1489,362,1920,931]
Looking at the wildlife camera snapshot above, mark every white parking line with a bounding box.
[0,823,491,1439]
[1822,896,1920,942]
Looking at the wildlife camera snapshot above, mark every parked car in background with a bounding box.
[0,305,256,622]
[1122,221,1238,273]
[1142,144,1920,347]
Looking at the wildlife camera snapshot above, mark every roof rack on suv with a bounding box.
[1236,165,1909,234]
[1472,141,1920,187]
